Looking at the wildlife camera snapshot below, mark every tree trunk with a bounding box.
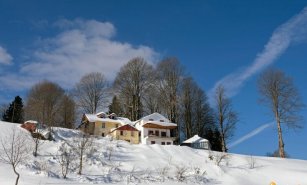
[34,139,38,157]
[78,151,83,175]
[13,167,20,185]
[221,133,227,153]
[276,119,285,158]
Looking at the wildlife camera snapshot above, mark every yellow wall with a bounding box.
[93,121,120,136]
[80,117,139,144]
[110,130,139,144]
[79,121,95,135]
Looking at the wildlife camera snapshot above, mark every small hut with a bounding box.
[21,120,38,133]
[181,135,210,150]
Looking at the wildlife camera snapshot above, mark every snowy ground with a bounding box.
[0,121,307,185]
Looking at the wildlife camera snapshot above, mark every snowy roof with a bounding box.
[135,113,176,127]
[96,111,106,116]
[24,120,38,124]
[84,114,132,126]
[117,117,134,125]
[144,121,177,127]
[110,124,139,132]
[139,112,171,123]
[182,135,208,144]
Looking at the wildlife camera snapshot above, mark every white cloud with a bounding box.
[0,19,158,91]
[0,46,13,65]
[228,122,274,149]
[209,7,307,100]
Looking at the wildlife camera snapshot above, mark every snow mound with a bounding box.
[51,127,81,141]
[0,121,307,185]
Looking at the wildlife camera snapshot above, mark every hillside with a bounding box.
[0,121,306,185]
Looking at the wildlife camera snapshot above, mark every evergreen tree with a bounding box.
[2,96,24,123]
[108,96,123,115]
[203,127,223,152]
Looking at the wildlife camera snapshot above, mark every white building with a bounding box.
[134,113,177,145]
[181,135,210,150]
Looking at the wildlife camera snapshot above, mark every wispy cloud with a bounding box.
[228,122,274,149]
[209,7,307,99]
[0,19,158,93]
[0,46,13,65]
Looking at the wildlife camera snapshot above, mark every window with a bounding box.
[131,131,134,137]
[161,132,167,137]
[115,124,119,128]
[167,142,171,145]
[101,122,105,128]
[149,118,154,121]
[149,130,154,135]
[151,141,155,144]
[155,130,159,136]
[160,120,164,122]
[120,131,124,136]
[101,133,105,137]
[161,142,165,145]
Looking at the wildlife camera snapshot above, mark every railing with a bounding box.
[145,134,174,138]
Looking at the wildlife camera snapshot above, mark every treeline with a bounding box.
[1,57,240,151]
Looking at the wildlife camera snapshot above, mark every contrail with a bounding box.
[209,7,307,101]
[228,122,274,149]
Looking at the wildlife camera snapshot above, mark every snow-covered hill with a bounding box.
[0,121,306,185]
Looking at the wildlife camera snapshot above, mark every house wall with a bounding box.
[110,130,139,144]
[140,127,174,145]
[93,121,120,136]
[144,128,171,137]
[191,141,210,150]
[145,137,174,145]
[79,121,95,135]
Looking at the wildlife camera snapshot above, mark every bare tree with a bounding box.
[180,77,214,140]
[56,142,74,179]
[74,72,109,114]
[71,133,93,175]
[0,127,32,185]
[114,57,155,121]
[156,57,184,143]
[143,82,161,115]
[59,94,76,129]
[258,69,304,158]
[194,86,215,138]
[214,85,238,152]
[181,77,195,139]
[32,128,46,157]
[25,80,65,131]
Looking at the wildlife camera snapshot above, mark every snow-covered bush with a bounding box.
[175,165,189,182]
[247,155,257,169]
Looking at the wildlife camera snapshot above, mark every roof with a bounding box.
[144,121,177,127]
[24,120,38,124]
[135,113,177,128]
[110,124,139,132]
[84,114,133,126]
[182,135,208,144]
[139,112,171,123]
[96,111,106,116]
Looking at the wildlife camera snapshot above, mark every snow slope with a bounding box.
[0,121,306,185]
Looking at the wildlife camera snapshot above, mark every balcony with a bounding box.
[144,134,176,140]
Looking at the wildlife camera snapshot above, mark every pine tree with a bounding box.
[108,96,123,115]
[2,96,24,123]
[203,127,223,152]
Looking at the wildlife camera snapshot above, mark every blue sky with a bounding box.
[0,0,307,159]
